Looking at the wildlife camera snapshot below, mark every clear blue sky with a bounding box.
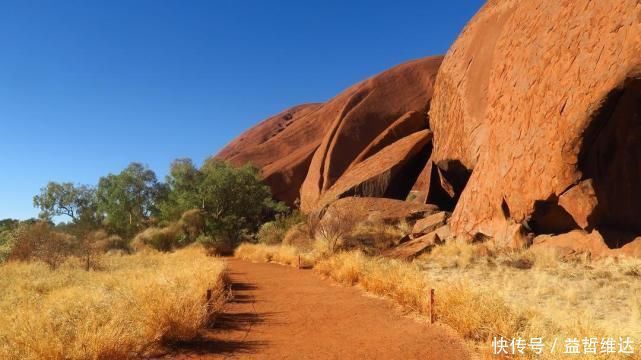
[0,0,484,220]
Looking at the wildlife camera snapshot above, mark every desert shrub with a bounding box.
[256,222,282,245]
[282,223,314,250]
[132,223,184,252]
[8,222,76,268]
[0,247,228,359]
[344,219,407,254]
[0,228,17,262]
[196,234,234,255]
[310,206,358,255]
[77,230,109,270]
[257,211,305,245]
[132,209,208,252]
[179,208,204,242]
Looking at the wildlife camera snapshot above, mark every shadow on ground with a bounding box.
[165,278,275,358]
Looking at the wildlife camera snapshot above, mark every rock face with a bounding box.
[300,56,443,212]
[218,56,444,210]
[429,0,641,247]
[217,103,327,205]
[324,197,438,224]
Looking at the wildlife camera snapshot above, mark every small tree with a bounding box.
[96,163,166,238]
[198,159,287,250]
[159,159,204,222]
[33,182,101,233]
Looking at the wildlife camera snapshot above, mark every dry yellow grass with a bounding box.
[236,239,641,359]
[317,249,641,359]
[0,246,228,359]
[234,243,318,268]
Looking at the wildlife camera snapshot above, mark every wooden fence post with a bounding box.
[298,255,301,269]
[206,289,213,312]
[430,288,436,324]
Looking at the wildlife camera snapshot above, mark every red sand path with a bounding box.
[169,258,471,359]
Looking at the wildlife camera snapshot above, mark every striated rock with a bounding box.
[349,111,427,167]
[315,130,432,209]
[324,197,438,224]
[301,56,443,212]
[429,0,641,246]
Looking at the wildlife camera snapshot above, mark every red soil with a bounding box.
[169,258,470,359]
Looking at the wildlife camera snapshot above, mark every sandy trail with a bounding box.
[169,258,471,359]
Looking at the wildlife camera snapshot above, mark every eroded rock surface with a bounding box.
[429,0,641,247]
[300,56,443,211]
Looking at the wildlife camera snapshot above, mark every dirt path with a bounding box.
[169,258,471,359]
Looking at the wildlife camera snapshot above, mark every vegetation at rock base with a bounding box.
[234,218,641,360]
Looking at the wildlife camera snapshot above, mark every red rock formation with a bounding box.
[219,56,443,209]
[316,130,433,209]
[325,197,438,224]
[349,110,426,167]
[216,104,326,205]
[300,56,443,211]
[429,0,641,248]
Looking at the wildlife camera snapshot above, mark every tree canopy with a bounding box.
[27,159,287,252]
[96,163,166,238]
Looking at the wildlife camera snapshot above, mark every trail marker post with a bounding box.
[430,288,436,324]
[206,289,213,312]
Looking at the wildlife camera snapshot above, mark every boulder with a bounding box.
[620,238,641,258]
[412,211,449,236]
[429,0,641,245]
[433,224,452,242]
[558,179,599,230]
[533,230,612,259]
[300,56,443,212]
[383,232,442,261]
[315,130,432,209]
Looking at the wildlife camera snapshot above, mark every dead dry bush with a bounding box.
[8,222,76,268]
[310,206,359,255]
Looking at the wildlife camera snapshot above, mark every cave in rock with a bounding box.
[576,77,641,247]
